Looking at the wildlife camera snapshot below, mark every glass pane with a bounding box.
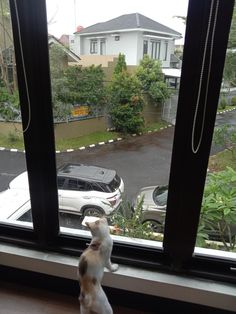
[195,5,236,258]
[0,0,32,229]
[46,0,188,244]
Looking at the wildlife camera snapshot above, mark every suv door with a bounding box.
[59,178,87,213]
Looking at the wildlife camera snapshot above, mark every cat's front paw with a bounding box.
[110,263,119,272]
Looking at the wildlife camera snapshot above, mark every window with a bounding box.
[0,0,235,287]
[100,39,106,55]
[151,40,160,59]
[90,39,97,54]
[143,39,148,56]
[164,41,168,61]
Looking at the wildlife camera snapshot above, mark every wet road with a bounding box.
[0,109,235,201]
[56,127,174,200]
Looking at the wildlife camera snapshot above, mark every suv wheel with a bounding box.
[83,207,104,217]
[143,220,163,233]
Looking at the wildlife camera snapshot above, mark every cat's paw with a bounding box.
[110,263,119,272]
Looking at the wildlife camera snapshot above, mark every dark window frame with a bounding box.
[0,0,235,284]
[90,39,98,54]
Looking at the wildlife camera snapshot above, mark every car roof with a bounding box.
[57,163,116,184]
[0,189,30,220]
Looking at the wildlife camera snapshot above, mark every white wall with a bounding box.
[77,31,139,65]
[76,31,176,67]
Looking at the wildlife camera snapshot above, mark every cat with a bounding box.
[78,217,118,314]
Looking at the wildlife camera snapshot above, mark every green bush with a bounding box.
[197,167,236,251]
[218,97,227,109]
[231,96,236,106]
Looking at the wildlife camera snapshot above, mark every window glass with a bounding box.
[46,0,187,242]
[90,40,98,54]
[0,0,32,229]
[195,4,236,259]
[143,40,148,56]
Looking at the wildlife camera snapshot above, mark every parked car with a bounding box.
[9,163,124,217]
[133,185,167,233]
[134,185,236,242]
[0,188,83,229]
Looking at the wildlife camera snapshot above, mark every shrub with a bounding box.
[218,97,227,109]
[231,96,236,106]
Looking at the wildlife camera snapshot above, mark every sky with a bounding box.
[46,0,189,43]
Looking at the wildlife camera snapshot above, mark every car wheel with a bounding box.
[143,220,163,233]
[83,207,104,217]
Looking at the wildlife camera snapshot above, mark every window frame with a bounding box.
[0,0,235,284]
[90,39,98,54]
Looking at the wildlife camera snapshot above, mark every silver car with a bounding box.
[133,185,168,233]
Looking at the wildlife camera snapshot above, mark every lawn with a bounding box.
[0,120,169,151]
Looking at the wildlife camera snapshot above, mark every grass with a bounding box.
[0,120,169,151]
[217,105,236,113]
[143,120,169,132]
[55,131,121,151]
[208,147,236,172]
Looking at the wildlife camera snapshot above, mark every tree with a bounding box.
[228,4,236,49]
[108,55,144,134]
[223,51,236,88]
[135,55,170,105]
[113,53,127,75]
[213,124,236,159]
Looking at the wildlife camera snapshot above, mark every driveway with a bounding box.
[56,127,174,200]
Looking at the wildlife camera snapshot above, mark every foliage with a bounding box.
[213,124,236,159]
[228,3,236,49]
[0,84,19,121]
[231,96,236,106]
[223,51,236,87]
[135,55,170,104]
[49,44,107,121]
[218,97,227,110]
[197,167,236,251]
[113,53,127,75]
[49,44,72,120]
[108,59,144,134]
[111,197,158,240]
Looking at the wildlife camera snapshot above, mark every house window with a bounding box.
[1,0,235,289]
[90,39,98,54]
[164,41,168,61]
[151,40,161,59]
[143,40,148,56]
[100,39,106,55]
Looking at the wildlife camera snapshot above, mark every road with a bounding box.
[0,109,235,201]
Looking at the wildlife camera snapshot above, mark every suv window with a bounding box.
[57,177,66,189]
[107,174,121,192]
[17,210,32,222]
[67,179,87,191]
[89,182,109,192]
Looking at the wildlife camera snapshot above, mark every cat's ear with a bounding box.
[90,240,101,250]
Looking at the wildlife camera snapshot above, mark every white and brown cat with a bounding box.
[78,217,118,314]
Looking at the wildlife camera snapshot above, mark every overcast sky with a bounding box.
[46,0,189,43]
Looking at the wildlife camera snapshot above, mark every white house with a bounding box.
[73,13,182,67]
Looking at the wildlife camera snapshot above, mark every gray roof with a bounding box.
[77,13,181,37]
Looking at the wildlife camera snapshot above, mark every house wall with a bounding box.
[78,31,139,65]
[76,32,176,67]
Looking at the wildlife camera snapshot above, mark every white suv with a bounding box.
[9,163,124,217]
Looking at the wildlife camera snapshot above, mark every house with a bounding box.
[73,13,182,66]
[48,35,81,64]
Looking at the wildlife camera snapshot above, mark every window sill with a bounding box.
[0,243,235,312]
